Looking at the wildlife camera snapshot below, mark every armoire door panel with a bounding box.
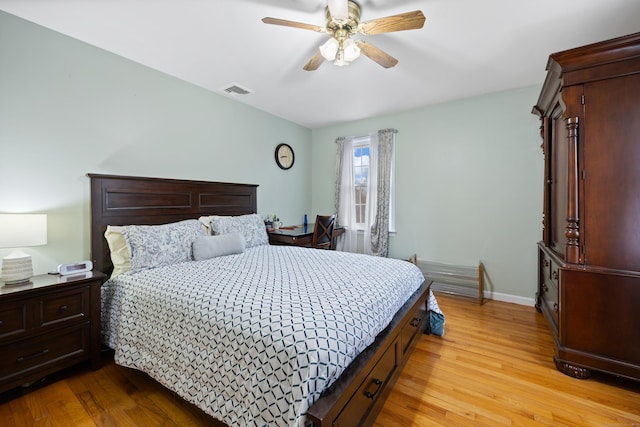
[583,73,640,271]
[562,269,640,365]
[550,103,568,256]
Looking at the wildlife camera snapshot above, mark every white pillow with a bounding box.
[121,219,205,272]
[210,214,268,248]
[192,233,245,261]
[104,225,132,279]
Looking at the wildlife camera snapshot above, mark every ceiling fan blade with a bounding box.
[303,50,325,71]
[358,10,426,35]
[355,40,398,68]
[262,17,326,33]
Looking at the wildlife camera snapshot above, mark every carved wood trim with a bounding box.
[541,115,550,245]
[564,117,580,264]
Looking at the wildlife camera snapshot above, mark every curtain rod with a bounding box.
[335,128,398,143]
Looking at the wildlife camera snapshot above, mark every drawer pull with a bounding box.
[553,303,559,313]
[410,317,421,327]
[58,305,69,313]
[364,378,383,400]
[17,348,50,363]
[0,320,3,327]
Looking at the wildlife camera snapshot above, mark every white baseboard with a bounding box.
[483,290,535,307]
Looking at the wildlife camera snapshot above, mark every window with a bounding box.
[351,136,396,232]
[353,139,370,225]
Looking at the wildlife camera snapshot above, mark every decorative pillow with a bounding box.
[121,219,205,272]
[104,225,132,278]
[210,214,268,248]
[192,233,245,261]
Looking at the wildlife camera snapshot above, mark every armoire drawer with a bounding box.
[539,246,560,331]
[540,249,561,285]
[540,277,559,330]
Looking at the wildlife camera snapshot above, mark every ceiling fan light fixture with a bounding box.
[334,48,348,66]
[263,1,423,71]
[334,38,359,66]
[319,37,339,61]
[342,38,360,62]
[327,0,349,24]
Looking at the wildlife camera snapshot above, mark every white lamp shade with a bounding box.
[342,38,361,62]
[0,214,47,283]
[0,214,47,248]
[319,37,339,61]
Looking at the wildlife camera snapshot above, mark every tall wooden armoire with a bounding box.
[533,32,640,381]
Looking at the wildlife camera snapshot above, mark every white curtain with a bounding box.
[335,136,358,252]
[335,129,396,256]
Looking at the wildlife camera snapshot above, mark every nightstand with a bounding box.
[0,271,105,394]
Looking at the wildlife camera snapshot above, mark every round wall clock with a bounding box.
[275,143,295,170]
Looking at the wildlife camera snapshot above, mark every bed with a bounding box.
[89,173,435,427]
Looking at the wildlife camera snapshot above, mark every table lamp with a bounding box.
[0,214,47,284]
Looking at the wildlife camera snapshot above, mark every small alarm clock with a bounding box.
[57,260,93,276]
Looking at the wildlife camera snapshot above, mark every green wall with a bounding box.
[1,10,544,303]
[0,11,311,273]
[311,87,544,303]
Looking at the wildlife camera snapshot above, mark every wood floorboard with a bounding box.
[1,292,638,426]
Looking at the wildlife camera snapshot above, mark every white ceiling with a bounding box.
[1,0,639,129]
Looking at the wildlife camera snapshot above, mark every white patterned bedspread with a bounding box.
[101,245,425,427]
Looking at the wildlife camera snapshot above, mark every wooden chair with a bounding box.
[312,215,336,249]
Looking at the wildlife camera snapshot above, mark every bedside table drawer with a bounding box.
[0,303,27,340]
[0,272,105,394]
[0,322,90,383]
[40,286,89,327]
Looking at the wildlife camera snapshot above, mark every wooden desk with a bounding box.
[268,224,344,248]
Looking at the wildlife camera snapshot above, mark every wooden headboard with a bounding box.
[88,174,258,275]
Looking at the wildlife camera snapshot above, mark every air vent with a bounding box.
[221,83,254,97]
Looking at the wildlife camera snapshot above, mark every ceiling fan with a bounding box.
[262,0,426,71]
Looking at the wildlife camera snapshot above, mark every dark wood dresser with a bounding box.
[532,32,640,381]
[0,271,105,393]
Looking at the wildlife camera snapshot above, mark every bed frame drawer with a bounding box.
[400,309,426,355]
[307,281,431,427]
[333,339,399,427]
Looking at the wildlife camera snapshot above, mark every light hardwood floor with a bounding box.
[1,293,639,426]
